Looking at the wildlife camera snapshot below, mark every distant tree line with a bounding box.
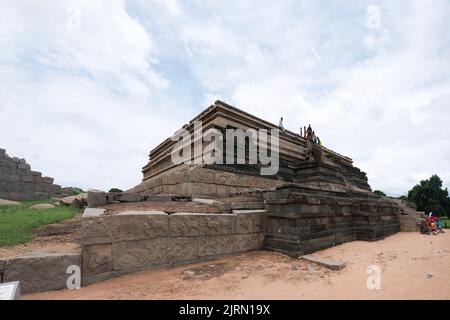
[374,175,450,217]
[407,175,450,217]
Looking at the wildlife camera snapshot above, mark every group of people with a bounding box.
[301,124,321,146]
[421,212,446,235]
[278,118,322,147]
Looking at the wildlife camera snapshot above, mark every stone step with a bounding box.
[300,254,346,271]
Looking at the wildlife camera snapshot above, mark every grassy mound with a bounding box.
[0,199,80,247]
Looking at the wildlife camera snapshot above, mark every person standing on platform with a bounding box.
[279,117,286,132]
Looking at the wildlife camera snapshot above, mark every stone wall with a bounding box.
[1,252,81,294]
[130,165,281,198]
[263,185,400,257]
[80,208,267,285]
[390,198,425,232]
[0,148,66,201]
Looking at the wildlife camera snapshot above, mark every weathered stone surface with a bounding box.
[201,214,236,235]
[111,212,169,242]
[81,211,112,245]
[83,208,105,217]
[198,235,236,257]
[113,238,170,271]
[114,192,145,202]
[0,199,21,206]
[169,213,202,237]
[0,149,65,201]
[235,233,261,252]
[234,210,266,234]
[87,190,106,208]
[82,244,113,276]
[300,254,346,270]
[60,193,87,206]
[31,203,56,210]
[3,253,81,294]
[167,237,198,263]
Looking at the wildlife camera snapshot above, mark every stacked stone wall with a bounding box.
[130,166,280,197]
[80,209,267,285]
[0,148,65,201]
[263,186,401,257]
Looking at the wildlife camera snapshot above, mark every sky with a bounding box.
[0,0,449,196]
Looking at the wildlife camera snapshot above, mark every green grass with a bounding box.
[0,199,80,247]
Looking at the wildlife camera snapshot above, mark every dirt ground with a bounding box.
[24,231,450,300]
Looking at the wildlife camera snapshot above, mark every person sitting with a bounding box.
[435,217,445,233]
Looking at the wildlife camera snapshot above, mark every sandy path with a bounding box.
[24,232,450,300]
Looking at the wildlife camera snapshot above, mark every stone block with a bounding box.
[3,253,81,294]
[0,167,12,176]
[0,148,5,158]
[198,235,236,257]
[235,233,261,252]
[17,168,31,176]
[169,213,202,237]
[87,190,106,207]
[111,212,169,242]
[201,214,236,235]
[20,175,34,183]
[41,177,54,184]
[81,212,112,245]
[162,184,178,194]
[234,210,266,234]
[162,173,177,185]
[189,168,215,183]
[7,193,21,201]
[300,254,346,270]
[0,159,16,168]
[215,172,237,186]
[167,237,198,263]
[17,163,31,171]
[113,238,170,271]
[114,192,145,203]
[82,244,113,276]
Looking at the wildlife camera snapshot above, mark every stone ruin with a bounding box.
[0,100,425,294]
[0,148,71,201]
[128,100,404,256]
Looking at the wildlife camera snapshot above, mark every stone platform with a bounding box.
[127,100,411,258]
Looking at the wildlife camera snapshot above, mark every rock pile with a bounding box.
[0,148,72,201]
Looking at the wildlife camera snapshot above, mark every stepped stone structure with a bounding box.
[2,101,426,292]
[127,101,411,257]
[0,148,68,201]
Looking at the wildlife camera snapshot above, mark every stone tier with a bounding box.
[80,209,266,285]
[262,184,400,257]
[0,148,69,201]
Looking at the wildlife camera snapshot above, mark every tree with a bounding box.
[407,175,450,217]
[109,188,123,193]
[373,190,386,197]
